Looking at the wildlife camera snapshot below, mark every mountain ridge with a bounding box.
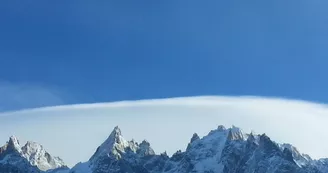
[0,136,68,173]
[70,125,328,173]
[1,125,327,173]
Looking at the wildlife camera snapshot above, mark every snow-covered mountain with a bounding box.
[1,125,328,173]
[0,136,68,173]
[70,126,328,173]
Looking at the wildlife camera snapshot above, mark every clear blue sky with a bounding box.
[1,0,328,110]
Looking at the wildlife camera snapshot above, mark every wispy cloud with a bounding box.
[0,81,65,112]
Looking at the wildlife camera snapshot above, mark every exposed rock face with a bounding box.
[1,125,328,173]
[0,136,67,173]
[70,126,328,173]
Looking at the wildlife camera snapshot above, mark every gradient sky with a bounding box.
[1,0,328,111]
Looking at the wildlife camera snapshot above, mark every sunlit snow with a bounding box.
[0,96,327,167]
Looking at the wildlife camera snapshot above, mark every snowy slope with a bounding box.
[70,125,328,173]
[2,96,328,166]
[71,126,157,173]
[1,124,327,173]
[0,136,67,173]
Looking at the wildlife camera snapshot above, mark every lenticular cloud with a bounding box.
[0,96,327,167]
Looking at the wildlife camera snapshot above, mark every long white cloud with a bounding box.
[0,96,327,167]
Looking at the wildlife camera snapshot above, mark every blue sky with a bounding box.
[1,0,328,111]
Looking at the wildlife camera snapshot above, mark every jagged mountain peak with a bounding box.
[3,125,328,173]
[139,140,150,147]
[217,125,226,131]
[21,140,66,171]
[89,126,157,165]
[107,126,126,146]
[22,141,43,153]
[280,143,310,160]
[206,125,245,142]
[227,125,245,140]
[280,143,314,167]
[83,127,159,173]
[187,133,200,150]
[190,133,200,143]
[7,135,22,152]
[90,126,129,161]
[111,126,122,137]
[8,136,19,146]
[137,140,155,157]
[0,136,67,172]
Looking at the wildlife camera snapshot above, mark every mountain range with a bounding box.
[1,125,327,173]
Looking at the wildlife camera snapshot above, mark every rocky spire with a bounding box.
[187,133,200,150]
[108,126,124,143]
[217,125,226,131]
[90,126,129,162]
[103,126,128,148]
[0,136,66,172]
[7,135,22,153]
[190,133,200,143]
[21,141,66,171]
[137,140,155,157]
[227,126,245,140]
[111,126,122,136]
